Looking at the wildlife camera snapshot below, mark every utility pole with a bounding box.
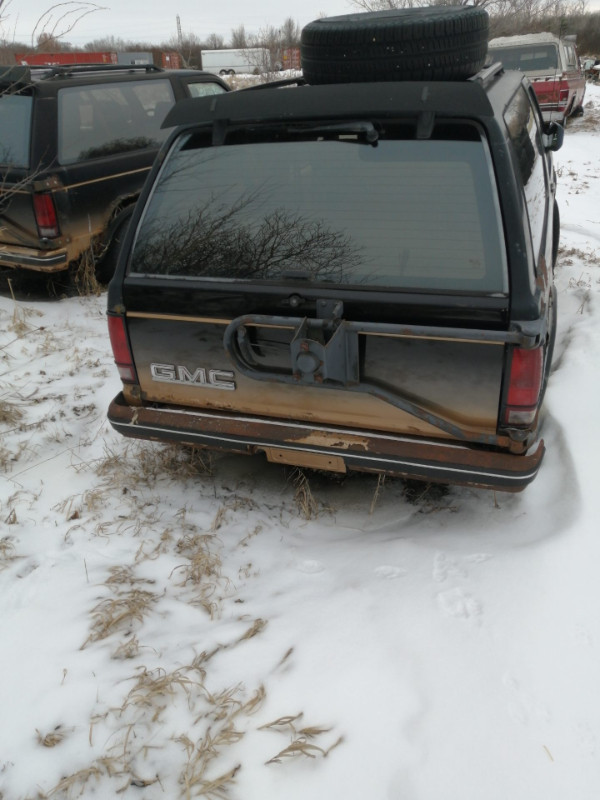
[176,14,183,50]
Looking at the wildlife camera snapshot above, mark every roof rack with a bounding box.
[469,61,504,89]
[34,63,164,79]
[241,76,307,91]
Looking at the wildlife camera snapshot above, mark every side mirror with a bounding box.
[542,121,564,152]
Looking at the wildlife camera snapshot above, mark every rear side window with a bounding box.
[504,87,547,262]
[489,45,558,72]
[130,129,508,293]
[0,95,32,167]
[187,81,228,98]
[57,79,175,164]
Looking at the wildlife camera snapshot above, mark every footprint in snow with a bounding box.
[437,587,482,620]
[295,559,325,574]
[374,565,407,580]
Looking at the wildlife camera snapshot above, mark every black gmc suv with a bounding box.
[106,8,563,492]
[0,64,228,283]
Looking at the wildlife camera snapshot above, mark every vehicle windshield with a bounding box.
[0,94,32,167]
[130,129,508,293]
[488,44,559,72]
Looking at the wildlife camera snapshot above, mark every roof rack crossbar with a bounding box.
[36,63,164,79]
[469,61,504,89]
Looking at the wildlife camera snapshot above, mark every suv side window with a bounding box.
[504,86,547,264]
[58,79,175,164]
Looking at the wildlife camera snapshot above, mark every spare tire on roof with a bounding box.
[301,7,489,85]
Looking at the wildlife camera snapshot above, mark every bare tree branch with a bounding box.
[31,2,107,49]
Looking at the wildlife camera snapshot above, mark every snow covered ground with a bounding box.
[1,85,599,800]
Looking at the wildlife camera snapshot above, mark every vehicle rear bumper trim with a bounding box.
[108,394,545,491]
[0,247,68,271]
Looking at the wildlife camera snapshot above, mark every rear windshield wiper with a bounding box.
[286,120,379,144]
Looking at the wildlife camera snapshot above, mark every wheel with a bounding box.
[219,69,228,75]
[95,206,134,284]
[300,7,489,85]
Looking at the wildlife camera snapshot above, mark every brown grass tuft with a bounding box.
[82,589,159,648]
[291,469,320,519]
[71,249,102,297]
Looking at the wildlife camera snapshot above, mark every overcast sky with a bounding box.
[3,0,600,48]
[4,0,355,47]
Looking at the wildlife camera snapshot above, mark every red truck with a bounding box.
[488,33,586,124]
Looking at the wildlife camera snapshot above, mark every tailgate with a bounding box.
[124,294,510,444]
[0,178,39,249]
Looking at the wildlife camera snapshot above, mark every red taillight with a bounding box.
[33,193,60,238]
[107,314,137,383]
[504,347,544,426]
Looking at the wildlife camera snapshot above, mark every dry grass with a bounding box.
[82,588,159,648]
[558,245,599,269]
[0,399,23,426]
[172,530,224,617]
[36,727,66,748]
[45,764,104,798]
[7,301,42,337]
[369,474,386,514]
[291,469,320,520]
[0,536,18,568]
[259,711,344,765]
[265,735,344,764]
[95,442,213,489]
[119,665,207,716]
[196,618,267,665]
[71,249,102,297]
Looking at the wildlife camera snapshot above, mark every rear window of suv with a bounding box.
[129,126,508,293]
[0,94,32,167]
[58,79,176,164]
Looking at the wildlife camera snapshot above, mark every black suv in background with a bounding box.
[107,8,563,492]
[0,64,228,283]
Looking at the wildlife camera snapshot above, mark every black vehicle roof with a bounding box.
[0,64,225,92]
[162,68,523,130]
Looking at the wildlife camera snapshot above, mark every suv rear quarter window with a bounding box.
[504,87,548,265]
[0,94,32,167]
[58,79,175,164]
[186,81,228,98]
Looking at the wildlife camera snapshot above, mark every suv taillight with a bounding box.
[33,193,60,238]
[504,347,543,426]
[108,314,138,383]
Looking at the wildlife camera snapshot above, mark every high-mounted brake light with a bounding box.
[504,347,544,426]
[33,193,60,238]
[108,313,138,383]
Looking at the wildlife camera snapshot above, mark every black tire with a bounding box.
[301,7,489,85]
[95,206,134,284]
